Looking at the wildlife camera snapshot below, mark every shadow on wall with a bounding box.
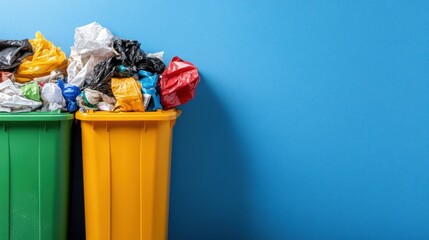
[169,78,252,240]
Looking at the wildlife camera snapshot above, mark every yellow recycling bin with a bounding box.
[75,110,180,240]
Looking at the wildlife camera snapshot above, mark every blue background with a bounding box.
[2,0,429,239]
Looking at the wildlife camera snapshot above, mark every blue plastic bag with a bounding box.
[57,79,81,112]
[138,70,162,111]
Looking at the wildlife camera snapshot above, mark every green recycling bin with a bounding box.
[0,112,73,240]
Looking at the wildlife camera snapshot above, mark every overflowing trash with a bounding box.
[15,32,67,83]
[0,22,200,113]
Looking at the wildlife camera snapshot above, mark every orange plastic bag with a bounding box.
[14,32,67,83]
[111,77,145,112]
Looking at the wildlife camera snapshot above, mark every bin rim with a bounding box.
[75,109,181,121]
[0,111,74,121]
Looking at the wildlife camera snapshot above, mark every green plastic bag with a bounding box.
[21,81,41,101]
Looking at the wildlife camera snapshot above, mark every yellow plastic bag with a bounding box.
[15,32,67,83]
[111,77,145,112]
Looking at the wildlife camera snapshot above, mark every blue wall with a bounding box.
[3,1,429,239]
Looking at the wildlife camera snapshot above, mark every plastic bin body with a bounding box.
[76,110,179,240]
[0,112,73,240]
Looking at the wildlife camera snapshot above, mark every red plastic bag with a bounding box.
[159,56,200,109]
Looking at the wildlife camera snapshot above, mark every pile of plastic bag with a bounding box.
[0,22,200,113]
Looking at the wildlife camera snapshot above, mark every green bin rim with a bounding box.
[0,112,74,121]
[75,109,181,122]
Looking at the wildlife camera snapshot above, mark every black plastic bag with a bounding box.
[87,57,117,96]
[113,38,145,72]
[137,57,165,75]
[0,40,33,71]
[87,38,166,96]
[114,38,165,74]
[111,38,165,75]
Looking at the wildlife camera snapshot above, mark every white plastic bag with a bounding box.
[41,83,66,111]
[0,80,22,95]
[0,93,42,112]
[0,80,42,112]
[67,22,115,87]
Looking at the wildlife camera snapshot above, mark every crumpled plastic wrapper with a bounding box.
[76,88,116,111]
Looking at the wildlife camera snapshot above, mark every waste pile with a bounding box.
[0,22,200,113]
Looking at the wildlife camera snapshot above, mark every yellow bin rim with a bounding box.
[75,109,181,122]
